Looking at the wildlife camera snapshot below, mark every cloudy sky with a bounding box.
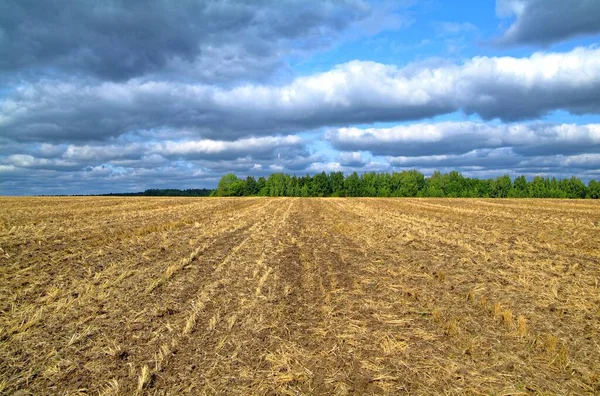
[1,0,600,195]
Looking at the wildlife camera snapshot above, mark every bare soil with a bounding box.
[1,197,599,394]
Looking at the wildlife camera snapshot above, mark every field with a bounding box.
[1,197,599,395]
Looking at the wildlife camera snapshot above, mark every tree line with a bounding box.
[212,171,600,199]
[99,188,213,197]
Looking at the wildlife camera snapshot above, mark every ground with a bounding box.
[1,197,599,395]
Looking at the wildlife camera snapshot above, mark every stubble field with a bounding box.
[1,197,599,395]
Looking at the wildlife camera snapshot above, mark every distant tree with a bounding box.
[300,183,310,197]
[377,173,392,197]
[299,175,312,197]
[588,180,600,199]
[474,178,493,198]
[425,171,444,197]
[397,170,425,197]
[508,175,529,198]
[492,175,512,198]
[312,172,331,197]
[141,188,212,197]
[529,176,549,198]
[329,172,345,196]
[283,174,294,197]
[266,173,286,196]
[228,179,246,196]
[208,171,597,199]
[244,176,259,196]
[345,172,361,197]
[257,176,267,196]
[565,176,587,199]
[443,171,465,197]
[212,173,240,196]
[361,172,378,197]
[286,175,298,196]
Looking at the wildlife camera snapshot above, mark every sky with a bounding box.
[1,0,600,195]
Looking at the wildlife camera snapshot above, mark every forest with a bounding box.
[212,171,600,199]
[99,188,213,197]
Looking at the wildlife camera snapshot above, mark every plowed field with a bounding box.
[1,197,599,394]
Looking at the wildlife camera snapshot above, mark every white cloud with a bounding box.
[2,154,80,170]
[153,136,302,158]
[3,46,600,143]
[338,151,368,167]
[389,149,600,174]
[269,164,284,172]
[328,122,600,156]
[433,21,477,35]
[307,162,343,173]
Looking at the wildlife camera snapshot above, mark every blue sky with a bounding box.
[1,0,600,195]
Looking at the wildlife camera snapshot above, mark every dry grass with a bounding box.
[0,196,599,394]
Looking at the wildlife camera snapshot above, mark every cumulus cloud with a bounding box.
[1,154,82,171]
[2,0,600,195]
[0,135,312,194]
[327,122,600,156]
[389,147,521,169]
[153,135,304,160]
[0,0,409,83]
[1,135,304,168]
[389,150,600,177]
[2,46,600,143]
[338,152,369,167]
[326,121,600,183]
[494,0,600,46]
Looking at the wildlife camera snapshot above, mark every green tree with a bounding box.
[566,176,587,199]
[257,177,267,196]
[588,180,600,199]
[361,172,378,197]
[444,171,466,197]
[508,175,529,198]
[266,173,286,196]
[244,176,259,196]
[530,176,549,198]
[425,171,444,197]
[210,171,598,199]
[213,173,240,196]
[228,179,246,196]
[329,172,345,196]
[312,172,331,197]
[345,172,361,197]
[397,170,425,197]
[492,175,512,198]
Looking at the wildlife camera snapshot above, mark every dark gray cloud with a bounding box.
[0,0,397,83]
[494,0,600,46]
[2,46,600,144]
[1,1,600,195]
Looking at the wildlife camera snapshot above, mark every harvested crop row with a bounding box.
[0,197,598,394]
